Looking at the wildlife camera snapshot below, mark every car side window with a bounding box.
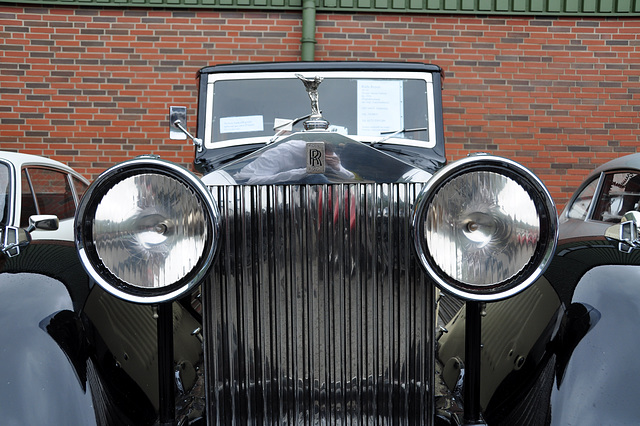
[72,176,89,201]
[21,168,75,227]
[0,164,10,226]
[592,172,640,223]
[20,169,38,227]
[566,178,599,220]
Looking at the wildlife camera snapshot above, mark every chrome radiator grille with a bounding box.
[204,183,434,424]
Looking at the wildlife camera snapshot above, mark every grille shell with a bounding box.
[203,183,434,424]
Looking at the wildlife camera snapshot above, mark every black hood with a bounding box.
[201,131,433,185]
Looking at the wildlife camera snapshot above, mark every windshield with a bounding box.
[206,75,434,148]
[0,163,10,225]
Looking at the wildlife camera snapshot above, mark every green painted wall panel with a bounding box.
[478,0,491,10]
[425,0,440,9]
[617,0,631,12]
[513,0,526,11]
[3,0,640,14]
[599,0,614,12]
[548,0,561,11]
[583,0,597,12]
[565,0,579,12]
[461,0,474,11]
[530,0,543,11]
[495,0,509,11]
[443,0,457,10]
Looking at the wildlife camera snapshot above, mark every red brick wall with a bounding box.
[1,6,639,209]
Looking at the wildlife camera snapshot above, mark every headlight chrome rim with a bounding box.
[75,156,220,304]
[413,154,558,301]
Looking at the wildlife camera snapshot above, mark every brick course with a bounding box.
[1,6,639,209]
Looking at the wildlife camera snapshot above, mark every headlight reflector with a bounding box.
[414,155,557,301]
[76,157,219,304]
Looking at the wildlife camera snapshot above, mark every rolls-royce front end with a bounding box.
[74,62,558,425]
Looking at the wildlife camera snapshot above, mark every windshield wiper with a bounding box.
[377,127,428,143]
[269,112,317,143]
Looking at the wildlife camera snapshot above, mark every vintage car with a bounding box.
[9,61,625,425]
[0,150,90,247]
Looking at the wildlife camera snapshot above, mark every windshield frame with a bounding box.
[203,70,437,150]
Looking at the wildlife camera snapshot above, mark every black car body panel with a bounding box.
[0,243,97,425]
[462,234,640,425]
[0,241,204,425]
[549,263,640,424]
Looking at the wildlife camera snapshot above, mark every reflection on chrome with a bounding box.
[93,173,208,288]
[426,171,540,286]
[204,182,434,423]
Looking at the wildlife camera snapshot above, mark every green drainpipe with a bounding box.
[301,0,317,61]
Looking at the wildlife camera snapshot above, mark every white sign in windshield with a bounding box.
[220,115,264,134]
[357,80,404,136]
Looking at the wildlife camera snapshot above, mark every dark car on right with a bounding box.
[437,152,640,425]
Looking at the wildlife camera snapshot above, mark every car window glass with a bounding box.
[566,178,599,220]
[20,169,38,227]
[0,164,10,225]
[72,176,89,201]
[210,78,430,144]
[592,172,640,223]
[24,168,75,223]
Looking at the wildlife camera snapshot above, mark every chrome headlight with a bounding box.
[413,154,557,301]
[75,156,220,304]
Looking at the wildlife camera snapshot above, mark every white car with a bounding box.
[0,151,90,243]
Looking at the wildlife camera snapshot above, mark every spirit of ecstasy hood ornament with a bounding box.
[296,74,330,131]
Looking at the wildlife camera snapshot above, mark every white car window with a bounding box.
[21,168,75,227]
[0,164,10,225]
[72,175,89,202]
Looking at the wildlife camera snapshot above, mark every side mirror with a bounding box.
[26,214,59,232]
[169,106,188,141]
[1,215,59,258]
[605,211,640,253]
[169,106,203,152]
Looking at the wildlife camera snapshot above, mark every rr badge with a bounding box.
[306,142,325,174]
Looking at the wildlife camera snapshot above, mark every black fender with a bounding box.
[0,255,99,424]
[546,264,640,425]
[438,236,640,425]
[0,241,158,425]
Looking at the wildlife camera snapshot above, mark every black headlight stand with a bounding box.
[157,302,176,426]
[463,301,488,426]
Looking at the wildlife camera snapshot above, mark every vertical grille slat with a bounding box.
[204,183,434,424]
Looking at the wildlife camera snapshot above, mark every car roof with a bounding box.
[0,150,89,184]
[198,61,443,77]
[589,153,640,178]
